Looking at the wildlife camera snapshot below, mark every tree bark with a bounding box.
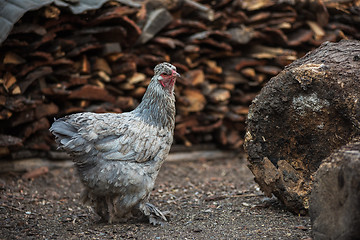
[310,138,360,240]
[244,39,360,214]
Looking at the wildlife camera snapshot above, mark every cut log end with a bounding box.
[245,40,360,214]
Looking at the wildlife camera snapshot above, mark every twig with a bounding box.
[1,203,25,213]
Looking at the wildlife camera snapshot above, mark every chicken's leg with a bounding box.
[106,196,117,223]
[81,190,110,222]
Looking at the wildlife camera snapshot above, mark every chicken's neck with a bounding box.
[132,80,176,130]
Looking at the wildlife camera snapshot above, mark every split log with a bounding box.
[244,40,360,214]
[310,138,360,240]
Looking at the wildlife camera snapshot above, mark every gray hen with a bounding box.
[50,62,179,225]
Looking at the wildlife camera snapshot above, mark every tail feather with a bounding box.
[50,119,77,138]
[50,116,100,176]
[50,118,84,153]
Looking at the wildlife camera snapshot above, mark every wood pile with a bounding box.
[0,0,359,159]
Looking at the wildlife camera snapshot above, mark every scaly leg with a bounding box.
[82,189,109,222]
[106,196,117,223]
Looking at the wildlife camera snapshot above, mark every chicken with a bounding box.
[49,62,179,225]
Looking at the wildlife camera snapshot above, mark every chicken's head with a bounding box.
[154,62,179,93]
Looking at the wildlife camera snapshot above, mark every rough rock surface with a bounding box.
[310,138,360,240]
[244,39,360,214]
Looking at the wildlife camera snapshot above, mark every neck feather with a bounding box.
[132,79,175,130]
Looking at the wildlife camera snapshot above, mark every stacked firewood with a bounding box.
[0,0,359,159]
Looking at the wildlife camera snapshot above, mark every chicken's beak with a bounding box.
[172,70,180,78]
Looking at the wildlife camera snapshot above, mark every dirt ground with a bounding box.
[0,153,312,240]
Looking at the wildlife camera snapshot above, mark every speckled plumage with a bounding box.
[50,62,178,225]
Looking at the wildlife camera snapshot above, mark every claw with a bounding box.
[138,202,168,225]
[145,203,167,222]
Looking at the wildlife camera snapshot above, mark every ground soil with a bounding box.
[0,154,311,239]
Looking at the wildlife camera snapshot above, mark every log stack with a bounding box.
[0,0,359,159]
